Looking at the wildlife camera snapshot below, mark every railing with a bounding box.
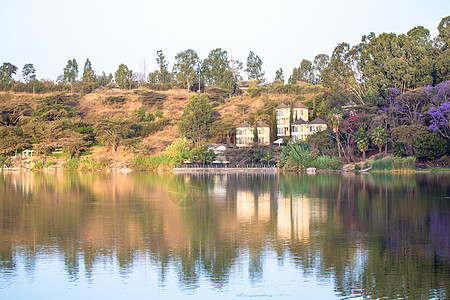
[173,164,275,169]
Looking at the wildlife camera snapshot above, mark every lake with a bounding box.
[0,171,448,299]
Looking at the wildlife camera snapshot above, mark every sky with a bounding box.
[1,0,449,82]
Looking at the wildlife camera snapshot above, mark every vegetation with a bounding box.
[0,16,448,171]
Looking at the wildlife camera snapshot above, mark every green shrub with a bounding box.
[32,161,44,170]
[371,156,416,171]
[45,160,57,168]
[363,161,371,169]
[131,155,171,171]
[354,164,361,172]
[63,157,79,171]
[329,157,344,170]
[311,155,333,170]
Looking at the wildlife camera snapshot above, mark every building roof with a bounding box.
[236,121,252,128]
[310,117,327,124]
[256,121,270,128]
[275,103,289,109]
[293,102,309,109]
[291,118,307,125]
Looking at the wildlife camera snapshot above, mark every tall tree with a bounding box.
[179,94,212,146]
[313,54,329,84]
[209,114,236,148]
[156,50,170,84]
[289,59,315,84]
[22,63,36,82]
[203,48,229,86]
[173,49,200,91]
[275,68,284,83]
[82,58,94,83]
[327,108,343,157]
[115,63,132,89]
[63,59,78,84]
[0,62,18,82]
[245,51,265,83]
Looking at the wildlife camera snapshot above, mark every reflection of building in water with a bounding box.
[236,190,272,223]
[277,195,327,241]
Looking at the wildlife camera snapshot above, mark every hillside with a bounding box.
[0,85,325,159]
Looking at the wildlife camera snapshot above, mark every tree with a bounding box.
[156,50,171,84]
[371,126,387,155]
[203,48,229,86]
[63,59,78,83]
[289,59,315,84]
[253,122,258,144]
[115,63,132,89]
[0,62,17,82]
[209,114,235,147]
[179,94,212,146]
[327,108,343,157]
[313,54,329,84]
[245,51,265,83]
[22,63,36,82]
[82,58,94,83]
[275,68,284,83]
[94,117,132,154]
[356,128,369,160]
[173,49,200,91]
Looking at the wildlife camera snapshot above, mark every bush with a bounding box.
[354,164,361,172]
[63,157,79,171]
[45,160,57,168]
[329,157,344,170]
[311,155,334,170]
[371,156,416,171]
[32,161,44,170]
[363,161,371,169]
[131,155,170,171]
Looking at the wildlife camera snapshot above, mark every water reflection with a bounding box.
[0,171,448,299]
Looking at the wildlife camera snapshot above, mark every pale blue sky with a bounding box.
[1,0,449,82]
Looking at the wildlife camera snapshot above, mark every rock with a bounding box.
[306,167,316,174]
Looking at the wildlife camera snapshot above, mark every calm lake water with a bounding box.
[0,171,448,299]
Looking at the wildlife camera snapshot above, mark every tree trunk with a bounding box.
[336,131,341,157]
[362,149,366,161]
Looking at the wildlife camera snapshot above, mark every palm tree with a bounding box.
[371,126,387,155]
[356,128,369,160]
[327,108,343,157]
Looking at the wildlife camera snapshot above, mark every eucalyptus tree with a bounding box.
[0,62,17,82]
[245,51,265,84]
[156,50,171,83]
[275,68,284,83]
[289,59,315,84]
[179,94,212,146]
[22,63,36,82]
[82,58,94,83]
[173,49,200,91]
[313,54,329,84]
[63,59,78,84]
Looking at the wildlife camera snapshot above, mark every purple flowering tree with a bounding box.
[426,81,450,138]
[428,102,450,138]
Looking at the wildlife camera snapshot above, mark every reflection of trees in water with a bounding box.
[0,172,448,298]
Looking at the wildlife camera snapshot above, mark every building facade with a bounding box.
[236,121,271,147]
[276,103,309,138]
[291,117,328,142]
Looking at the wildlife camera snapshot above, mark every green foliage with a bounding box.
[371,127,387,154]
[63,59,78,84]
[132,155,170,171]
[178,94,212,146]
[45,160,57,168]
[115,63,132,89]
[356,128,369,159]
[371,156,416,171]
[414,134,448,160]
[311,155,342,170]
[32,160,44,171]
[173,49,200,91]
[279,141,312,170]
[354,164,361,172]
[245,51,265,84]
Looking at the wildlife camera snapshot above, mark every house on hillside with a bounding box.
[236,121,271,148]
[276,102,310,138]
[291,117,328,142]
